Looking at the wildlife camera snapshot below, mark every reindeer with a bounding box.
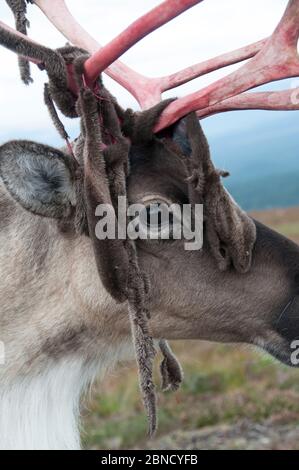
[0,0,298,450]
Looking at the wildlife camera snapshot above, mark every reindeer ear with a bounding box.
[0,140,77,218]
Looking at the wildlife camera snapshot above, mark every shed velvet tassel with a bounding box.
[5,0,33,84]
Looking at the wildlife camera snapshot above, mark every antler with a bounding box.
[197,88,299,118]
[31,1,272,107]
[33,0,299,127]
[33,0,203,108]
[30,0,272,110]
[154,0,299,130]
[1,0,299,128]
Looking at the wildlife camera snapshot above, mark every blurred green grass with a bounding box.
[271,222,299,238]
[82,207,299,450]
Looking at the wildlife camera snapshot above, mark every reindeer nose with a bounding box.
[274,295,299,343]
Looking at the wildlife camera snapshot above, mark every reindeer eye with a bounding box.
[138,201,173,238]
[144,203,171,228]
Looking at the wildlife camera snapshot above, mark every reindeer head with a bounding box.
[0,0,299,435]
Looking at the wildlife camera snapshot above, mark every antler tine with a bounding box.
[154,0,299,131]
[135,37,268,107]
[197,89,299,118]
[155,38,268,93]
[0,19,43,65]
[83,0,203,84]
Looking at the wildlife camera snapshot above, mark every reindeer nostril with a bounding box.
[275,296,299,342]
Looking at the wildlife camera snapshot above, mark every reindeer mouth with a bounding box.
[262,340,299,368]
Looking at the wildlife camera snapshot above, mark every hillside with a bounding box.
[203,111,299,211]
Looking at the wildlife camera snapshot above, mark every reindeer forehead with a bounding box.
[128,140,189,203]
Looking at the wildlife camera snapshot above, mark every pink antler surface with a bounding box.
[33,0,299,125]
[3,0,299,128]
[33,0,270,108]
[154,0,299,130]
[83,0,203,85]
[197,89,299,118]
[155,38,268,92]
[34,0,203,107]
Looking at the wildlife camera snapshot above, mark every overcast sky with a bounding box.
[0,0,296,145]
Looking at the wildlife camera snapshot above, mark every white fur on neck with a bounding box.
[0,339,132,450]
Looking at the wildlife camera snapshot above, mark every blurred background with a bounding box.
[0,0,299,450]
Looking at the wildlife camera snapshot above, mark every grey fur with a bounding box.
[0,141,77,219]
[0,19,65,82]
[0,22,79,118]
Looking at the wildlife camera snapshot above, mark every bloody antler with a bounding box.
[154,0,299,130]
[32,0,271,109]
[153,38,268,93]
[33,0,204,107]
[32,0,271,108]
[83,0,203,85]
[2,0,299,127]
[33,0,299,126]
[197,89,299,118]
